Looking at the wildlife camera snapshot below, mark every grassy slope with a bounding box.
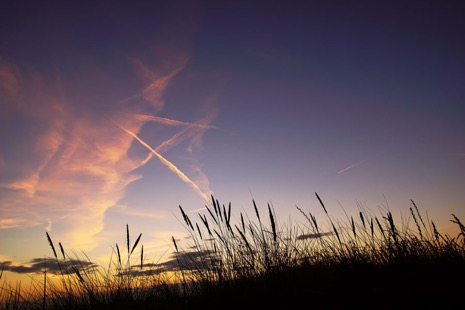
[1,194,464,309]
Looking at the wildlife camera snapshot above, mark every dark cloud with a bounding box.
[159,250,219,272]
[296,231,333,240]
[1,258,98,275]
[1,250,217,278]
[109,249,219,277]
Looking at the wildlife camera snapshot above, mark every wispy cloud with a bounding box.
[0,59,21,109]
[0,218,31,229]
[0,2,215,264]
[0,56,213,254]
[1,104,145,249]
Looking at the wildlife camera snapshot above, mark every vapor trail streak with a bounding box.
[114,121,210,201]
[131,125,201,171]
[113,112,215,128]
[137,113,215,128]
[337,160,366,174]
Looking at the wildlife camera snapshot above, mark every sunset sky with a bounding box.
[1,0,464,284]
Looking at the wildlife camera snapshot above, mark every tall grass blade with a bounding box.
[432,221,440,241]
[172,236,179,253]
[410,207,423,239]
[253,200,261,222]
[268,203,277,243]
[411,199,427,230]
[46,232,57,259]
[116,243,121,265]
[196,222,203,239]
[59,242,65,260]
[375,217,385,238]
[217,200,223,221]
[370,218,374,238]
[235,225,253,255]
[359,211,366,231]
[223,204,230,230]
[351,216,357,239]
[72,266,85,283]
[315,192,328,214]
[205,205,218,225]
[331,222,341,245]
[126,224,130,254]
[310,213,319,234]
[179,205,193,230]
[211,195,218,216]
[199,213,212,236]
[130,233,142,255]
[451,214,465,236]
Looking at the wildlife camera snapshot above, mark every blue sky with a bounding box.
[1,0,464,284]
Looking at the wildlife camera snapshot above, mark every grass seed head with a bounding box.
[46,232,57,259]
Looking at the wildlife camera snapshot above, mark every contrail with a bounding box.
[112,112,215,129]
[337,160,366,174]
[136,113,216,128]
[154,127,195,154]
[114,121,210,202]
[130,125,203,172]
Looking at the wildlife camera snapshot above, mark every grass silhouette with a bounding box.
[1,193,464,309]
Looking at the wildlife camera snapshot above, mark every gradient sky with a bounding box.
[1,0,464,284]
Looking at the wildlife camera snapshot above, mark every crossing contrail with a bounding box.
[337,160,366,174]
[113,120,210,202]
[130,121,207,171]
[112,112,215,129]
[136,113,215,128]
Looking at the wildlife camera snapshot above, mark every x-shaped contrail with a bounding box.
[111,117,210,202]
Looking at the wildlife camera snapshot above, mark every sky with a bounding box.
[1,0,465,285]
